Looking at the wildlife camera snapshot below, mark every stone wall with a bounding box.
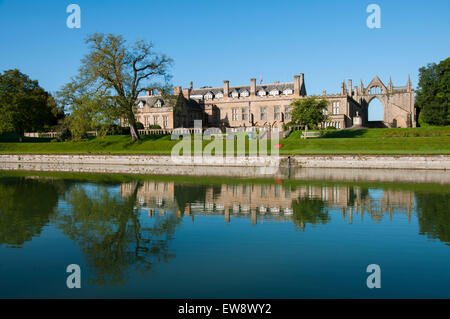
[0,154,449,183]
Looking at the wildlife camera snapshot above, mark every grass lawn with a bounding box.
[0,127,449,155]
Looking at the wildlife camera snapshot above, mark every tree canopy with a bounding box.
[0,69,61,141]
[288,96,329,129]
[60,33,173,142]
[416,57,449,126]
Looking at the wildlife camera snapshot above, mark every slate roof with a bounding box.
[190,82,295,98]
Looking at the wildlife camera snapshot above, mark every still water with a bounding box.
[0,172,448,298]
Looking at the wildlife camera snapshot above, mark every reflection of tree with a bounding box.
[291,196,330,231]
[56,182,181,286]
[416,193,450,246]
[0,177,60,248]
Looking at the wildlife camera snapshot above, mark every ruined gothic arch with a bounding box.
[366,95,386,122]
[358,76,415,128]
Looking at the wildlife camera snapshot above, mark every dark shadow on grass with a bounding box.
[0,133,53,143]
[322,129,367,138]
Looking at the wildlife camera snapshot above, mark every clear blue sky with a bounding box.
[0,0,449,119]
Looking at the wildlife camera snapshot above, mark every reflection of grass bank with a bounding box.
[1,170,449,195]
[0,126,449,155]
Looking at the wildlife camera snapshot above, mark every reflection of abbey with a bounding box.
[131,74,416,131]
[120,181,415,230]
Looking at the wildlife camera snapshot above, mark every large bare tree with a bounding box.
[71,33,172,142]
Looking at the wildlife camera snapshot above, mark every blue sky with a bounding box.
[0,0,449,119]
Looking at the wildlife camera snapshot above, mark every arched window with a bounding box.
[369,86,383,95]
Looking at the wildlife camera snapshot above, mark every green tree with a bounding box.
[0,69,60,141]
[416,57,450,126]
[288,96,329,129]
[58,82,117,139]
[62,33,173,142]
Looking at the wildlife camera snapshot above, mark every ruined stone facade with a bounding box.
[131,74,415,130]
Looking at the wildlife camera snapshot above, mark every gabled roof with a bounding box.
[367,76,387,91]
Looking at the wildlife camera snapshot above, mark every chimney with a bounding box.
[322,90,326,96]
[174,86,182,95]
[250,78,256,96]
[147,89,153,96]
[182,88,191,100]
[223,80,230,98]
[190,81,193,89]
[348,80,353,96]
[294,75,301,97]
[300,73,306,96]
[341,81,347,95]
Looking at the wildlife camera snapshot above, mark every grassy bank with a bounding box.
[0,127,449,155]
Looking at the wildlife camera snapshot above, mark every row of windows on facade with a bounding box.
[227,106,292,121]
[139,115,169,127]
[322,102,341,115]
[228,184,341,202]
[323,121,342,129]
[200,88,294,100]
[227,103,340,122]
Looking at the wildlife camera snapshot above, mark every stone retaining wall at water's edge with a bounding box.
[1,154,449,183]
[0,154,449,169]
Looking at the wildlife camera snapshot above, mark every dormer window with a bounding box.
[257,89,266,97]
[204,92,214,100]
[216,92,224,99]
[137,100,146,108]
[231,90,240,98]
[283,88,293,95]
[155,99,164,108]
[240,89,250,97]
[269,88,280,96]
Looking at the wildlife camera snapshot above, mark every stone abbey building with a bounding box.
[132,74,416,130]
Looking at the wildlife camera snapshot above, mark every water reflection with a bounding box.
[56,182,180,286]
[121,181,418,230]
[0,177,64,248]
[0,175,449,293]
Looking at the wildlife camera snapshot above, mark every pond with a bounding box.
[0,172,448,298]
